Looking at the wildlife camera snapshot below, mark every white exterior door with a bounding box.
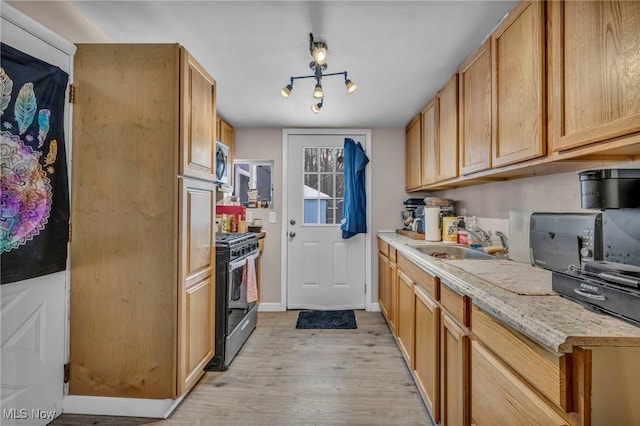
[286,132,368,310]
[1,5,74,425]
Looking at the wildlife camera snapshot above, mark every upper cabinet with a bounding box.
[459,39,492,175]
[405,114,422,191]
[491,1,546,168]
[421,99,438,186]
[436,74,459,182]
[217,117,235,185]
[549,0,640,153]
[181,50,217,181]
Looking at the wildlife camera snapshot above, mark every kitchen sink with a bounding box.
[408,244,496,260]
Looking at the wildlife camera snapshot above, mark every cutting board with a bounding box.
[396,229,425,240]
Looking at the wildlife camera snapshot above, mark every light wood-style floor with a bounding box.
[52,311,432,425]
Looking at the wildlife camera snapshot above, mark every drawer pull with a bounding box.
[574,288,606,301]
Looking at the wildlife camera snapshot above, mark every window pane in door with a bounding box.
[320,173,334,198]
[336,174,344,198]
[319,148,335,172]
[336,198,344,224]
[305,148,318,172]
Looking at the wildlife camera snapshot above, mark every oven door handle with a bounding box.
[228,251,258,271]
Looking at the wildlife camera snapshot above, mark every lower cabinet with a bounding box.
[441,312,470,426]
[397,270,415,365]
[414,286,440,424]
[383,240,640,425]
[471,341,567,425]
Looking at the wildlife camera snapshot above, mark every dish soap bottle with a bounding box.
[456,217,468,245]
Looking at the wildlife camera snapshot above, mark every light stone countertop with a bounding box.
[378,231,640,353]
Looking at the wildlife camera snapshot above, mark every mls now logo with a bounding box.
[3,408,57,420]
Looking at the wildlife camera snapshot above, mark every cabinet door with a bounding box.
[459,39,492,175]
[421,99,438,185]
[378,251,390,319]
[405,114,422,191]
[550,1,640,152]
[441,312,470,426]
[492,1,545,167]
[471,341,568,425]
[414,286,441,424]
[388,258,398,334]
[397,271,415,366]
[218,118,235,184]
[178,177,216,396]
[181,49,216,181]
[436,74,459,182]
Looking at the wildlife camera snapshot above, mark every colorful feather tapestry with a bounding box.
[15,82,37,135]
[38,109,50,147]
[44,139,57,167]
[1,42,69,284]
[0,67,13,115]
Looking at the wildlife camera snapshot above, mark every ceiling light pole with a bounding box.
[281,33,358,113]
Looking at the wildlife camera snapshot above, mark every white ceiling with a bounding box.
[7,1,518,128]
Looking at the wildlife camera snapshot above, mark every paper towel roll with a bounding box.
[425,207,441,241]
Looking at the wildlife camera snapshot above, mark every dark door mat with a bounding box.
[295,310,357,329]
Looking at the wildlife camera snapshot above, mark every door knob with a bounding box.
[290,219,296,225]
[289,231,296,238]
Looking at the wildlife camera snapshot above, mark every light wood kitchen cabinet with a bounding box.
[216,117,234,183]
[414,285,441,424]
[70,44,216,400]
[405,114,422,191]
[421,99,438,186]
[436,74,459,182]
[471,305,575,425]
[388,248,398,333]
[491,1,545,168]
[459,39,492,175]
[378,243,390,320]
[440,287,470,426]
[378,239,398,333]
[471,341,568,425]
[397,270,415,365]
[549,0,640,153]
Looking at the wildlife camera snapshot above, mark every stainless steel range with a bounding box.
[206,232,259,371]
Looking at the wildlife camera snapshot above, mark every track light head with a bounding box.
[313,83,324,99]
[345,79,358,94]
[311,100,323,114]
[280,84,293,99]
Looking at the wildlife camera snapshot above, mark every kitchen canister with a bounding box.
[424,207,441,241]
[442,216,458,242]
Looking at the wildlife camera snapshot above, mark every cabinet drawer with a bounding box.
[471,305,571,412]
[389,247,397,263]
[398,255,439,300]
[440,283,469,327]
[472,341,569,425]
[378,239,390,257]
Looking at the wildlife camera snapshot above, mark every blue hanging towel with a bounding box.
[341,138,370,239]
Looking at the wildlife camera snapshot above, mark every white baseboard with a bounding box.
[369,302,381,312]
[257,302,286,312]
[63,394,185,419]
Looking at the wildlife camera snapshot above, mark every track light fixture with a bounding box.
[280,33,358,113]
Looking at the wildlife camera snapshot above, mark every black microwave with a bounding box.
[215,140,230,184]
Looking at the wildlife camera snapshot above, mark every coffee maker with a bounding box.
[402,198,425,231]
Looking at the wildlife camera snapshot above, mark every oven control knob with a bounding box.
[580,247,592,258]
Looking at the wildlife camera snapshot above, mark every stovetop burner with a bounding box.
[216,232,257,247]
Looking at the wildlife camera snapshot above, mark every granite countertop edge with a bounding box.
[378,231,640,353]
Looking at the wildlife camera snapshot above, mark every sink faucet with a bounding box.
[495,231,509,253]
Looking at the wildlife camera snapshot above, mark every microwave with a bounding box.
[215,140,230,185]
